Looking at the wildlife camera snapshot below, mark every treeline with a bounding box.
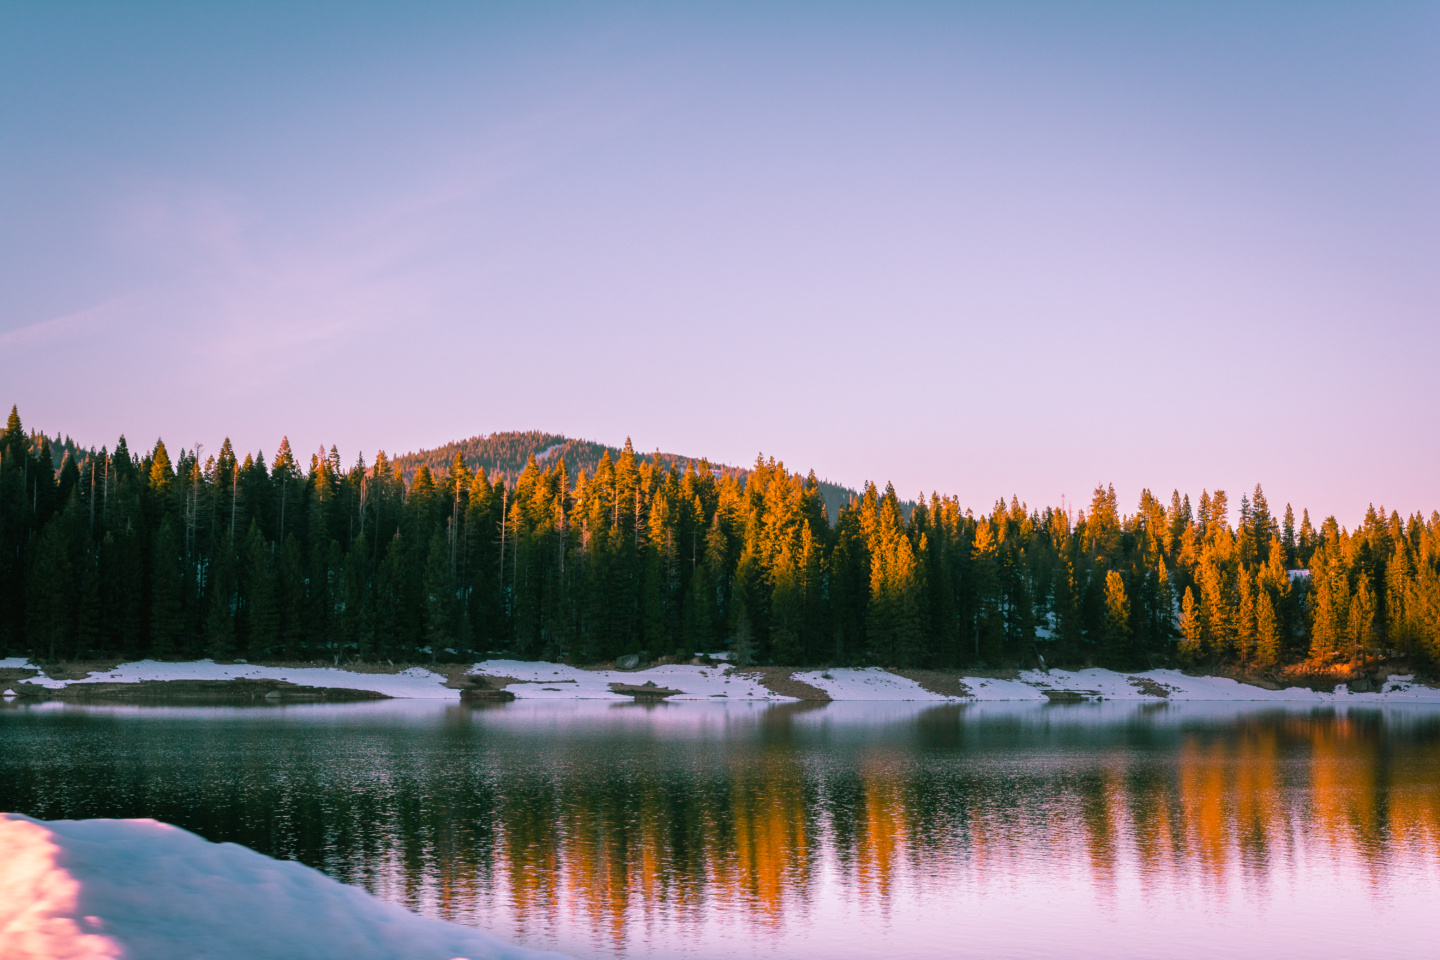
[3,406,1439,671]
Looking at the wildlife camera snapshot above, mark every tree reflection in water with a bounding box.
[2,699,1439,959]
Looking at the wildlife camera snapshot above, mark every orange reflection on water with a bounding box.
[714,751,811,925]
[853,751,907,907]
[408,706,1440,955]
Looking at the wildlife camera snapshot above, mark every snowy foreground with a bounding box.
[3,656,1438,703]
[0,813,563,960]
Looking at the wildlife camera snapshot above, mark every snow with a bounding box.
[791,668,952,701]
[473,660,786,700]
[0,657,34,669]
[968,668,1440,703]
[963,676,1051,701]
[0,813,563,960]
[789,667,1437,704]
[17,660,460,699]
[9,658,786,701]
[5,657,1438,704]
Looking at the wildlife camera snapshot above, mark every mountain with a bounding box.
[391,431,860,523]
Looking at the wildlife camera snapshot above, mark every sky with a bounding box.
[2,1,1436,526]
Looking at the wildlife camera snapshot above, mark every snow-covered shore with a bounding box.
[3,657,1438,703]
[796,665,1440,703]
[0,813,562,960]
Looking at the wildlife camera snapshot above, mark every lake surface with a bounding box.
[3,698,1439,959]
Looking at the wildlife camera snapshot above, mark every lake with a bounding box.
[2,698,1438,959]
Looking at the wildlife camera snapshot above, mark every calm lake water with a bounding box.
[3,698,1439,959]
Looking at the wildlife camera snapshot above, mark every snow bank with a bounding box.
[19,660,460,699]
[0,813,563,960]
[474,660,786,701]
[963,676,1050,701]
[7,658,1439,704]
[12,659,787,701]
[1000,668,1440,703]
[759,666,1440,704]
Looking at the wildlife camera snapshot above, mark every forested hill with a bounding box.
[5,404,1439,679]
[392,432,859,525]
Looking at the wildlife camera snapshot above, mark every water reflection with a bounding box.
[2,699,1439,959]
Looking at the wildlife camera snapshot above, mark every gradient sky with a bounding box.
[2,2,1436,525]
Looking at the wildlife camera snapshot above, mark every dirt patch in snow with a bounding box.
[956,667,1022,680]
[31,660,125,681]
[736,668,832,701]
[887,669,972,698]
[0,666,39,683]
[460,673,526,692]
[1126,676,1176,698]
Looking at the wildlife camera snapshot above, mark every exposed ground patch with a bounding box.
[0,666,40,684]
[1126,676,1176,698]
[26,661,125,682]
[886,669,973,699]
[9,678,387,703]
[736,668,832,701]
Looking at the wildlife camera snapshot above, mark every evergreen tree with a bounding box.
[423,528,452,660]
[1348,574,1376,664]
[1254,588,1281,668]
[27,514,76,660]
[1179,587,1204,663]
[1100,570,1131,668]
[150,518,184,658]
[730,596,755,667]
[206,532,237,660]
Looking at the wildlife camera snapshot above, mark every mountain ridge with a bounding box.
[391,431,859,523]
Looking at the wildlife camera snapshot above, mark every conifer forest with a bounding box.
[4,406,1438,674]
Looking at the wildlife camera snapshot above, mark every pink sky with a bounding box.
[2,3,1436,526]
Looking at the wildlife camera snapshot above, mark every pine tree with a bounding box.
[971,520,1003,664]
[423,528,451,661]
[1179,586,1204,663]
[730,596,755,667]
[1298,509,1316,567]
[1100,570,1132,668]
[277,535,307,659]
[1254,588,1281,668]
[149,518,184,658]
[1282,504,1297,567]
[242,524,278,657]
[149,440,174,497]
[1306,546,1348,662]
[27,517,75,661]
[75,542,102,660]
[1348,574,1376,664]
[1236,570,1259,666]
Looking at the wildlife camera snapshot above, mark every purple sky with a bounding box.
[2,2,1436,525]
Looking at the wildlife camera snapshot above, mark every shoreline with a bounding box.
[4,657,1439,704]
